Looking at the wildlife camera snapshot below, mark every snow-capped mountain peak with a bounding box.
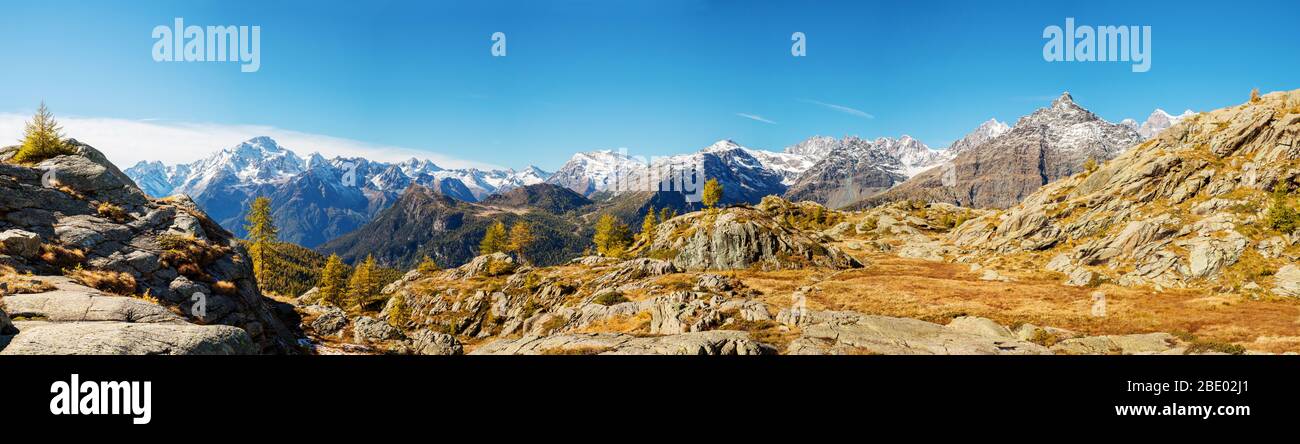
[702,139,743,153]
[220,137,302,180]
[123,160,189,198]
[544,149,649,195]
[305,152,331,170]
[168,137,307,199]
[976,118,1012,136]
[1052,91,1076,108]
[783,135,839,160]
[1134,108,1197,139]
[945,118,1010,156]
[510,165,551,185]
[398,157,442,176]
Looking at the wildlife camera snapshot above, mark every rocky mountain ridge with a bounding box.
[852,92,1144,209]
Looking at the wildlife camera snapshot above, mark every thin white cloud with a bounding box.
[0,114,503,170]
[736,113,776,124]
[801,99,875,119]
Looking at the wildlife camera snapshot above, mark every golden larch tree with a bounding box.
[244,196,278,281]
[479,220,508,255]
[12,101,74,164]
[702,178,723,210]
[593,213,631,257]
[317,254,348,307]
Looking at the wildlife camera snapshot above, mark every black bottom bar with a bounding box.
[5,356,1294,430]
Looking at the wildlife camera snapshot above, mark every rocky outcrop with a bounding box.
[402,329,463,355]
[441,252,517,280]
[296,241,1228,355]
[301,249,785,353]
[352,315,402,343]
[0,140,304,353]
[950,89,1300,295]
[304,304,348,336]
[636,197,861,271]
[0,229,41,258]
[1273,265,1300,297]
[820,200,984,263]
[590,258,677,287]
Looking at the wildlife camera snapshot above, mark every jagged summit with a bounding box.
[1052,91,1074,106]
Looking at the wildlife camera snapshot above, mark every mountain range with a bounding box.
[783,134,962,208]
[125,137,548,247]
[124,94,1188,261]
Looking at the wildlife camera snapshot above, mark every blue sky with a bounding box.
[1,0,1297,170]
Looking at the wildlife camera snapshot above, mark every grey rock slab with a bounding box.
[1,320,254,355]
[2,287,183,324]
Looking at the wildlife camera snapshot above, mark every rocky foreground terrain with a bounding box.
[293,195,1290,355]
[0,142,304,354]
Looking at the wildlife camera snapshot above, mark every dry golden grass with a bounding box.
[0,265,56,295]
[1248,336,1300,354]
[54,185,85,200]
[730,269,815,308]
[734,254,1300,352]
[212,280,238,296]
[96,202,128,222]
[575,312,652,334]
[157,234,231,281]
[137,289,162,305]
[67,267,137,295]
[40,243,85,268]
[646,273,695,294]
